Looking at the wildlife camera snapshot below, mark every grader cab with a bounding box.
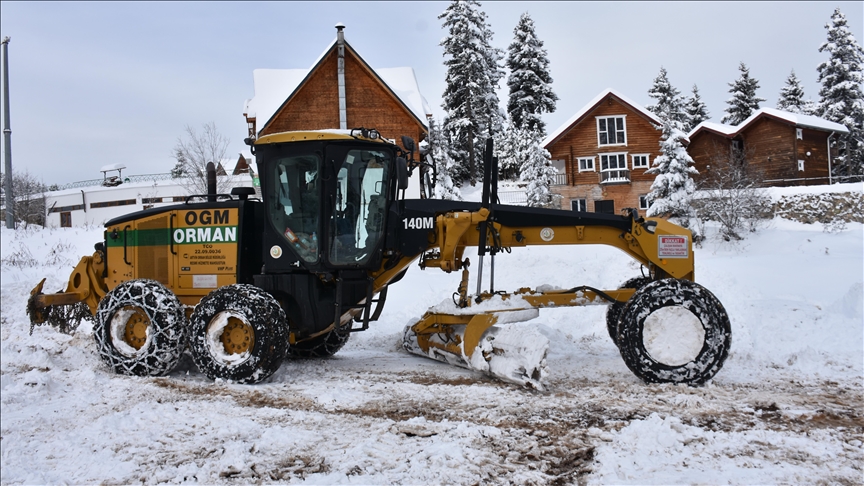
[28,129,730,389]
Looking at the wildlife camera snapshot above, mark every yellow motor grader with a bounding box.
[28,129,730,388]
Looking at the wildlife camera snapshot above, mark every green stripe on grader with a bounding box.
[105,226,237,247]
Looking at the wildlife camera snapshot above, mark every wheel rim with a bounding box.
[206,311,254,365]
[110,306,152,356]
[642,306,705,366]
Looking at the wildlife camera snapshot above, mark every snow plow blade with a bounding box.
[403,309,549,390]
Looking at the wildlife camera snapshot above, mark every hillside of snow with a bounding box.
[1,209,862,483]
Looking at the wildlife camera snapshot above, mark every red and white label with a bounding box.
[658,235,689,259]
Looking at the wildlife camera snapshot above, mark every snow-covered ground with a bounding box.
[2,213,862,484]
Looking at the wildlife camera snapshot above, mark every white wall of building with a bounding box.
[45,175,256,228]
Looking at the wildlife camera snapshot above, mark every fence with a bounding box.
[54,173,174,191]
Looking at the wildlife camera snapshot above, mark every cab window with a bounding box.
[329,149,391,265]
[270,154,320,262]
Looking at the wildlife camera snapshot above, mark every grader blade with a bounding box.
[403,308,549,390]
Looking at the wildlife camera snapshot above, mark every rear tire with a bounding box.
[94,279,186,377]
[606,276,653,346]
[287,327,350,359]
[189,284,288,384]
[618,279,731,385]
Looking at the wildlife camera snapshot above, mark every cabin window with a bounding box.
[577,157,595,172]
[600,153,629,183]
[594,200,615,214]
[632,154,650,169]
[639,195,650,210]
[597,116,627,146]
[90,199,136,209]
[571,198,587,212]
[796,128,803,140]
[798,159,805,171]
[48,204,84,213]
[60,212,72,228]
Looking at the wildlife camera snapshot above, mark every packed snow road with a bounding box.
[1,220,862,484]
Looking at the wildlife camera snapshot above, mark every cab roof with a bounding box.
[254,129,393,146]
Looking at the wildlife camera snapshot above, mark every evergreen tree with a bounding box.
[439,0,505,186]
[646,67,685,127]
[518,127,558,208]
[495,123,520,180]
[721,62,766,125]
[646,120,698,223]
[684,85,710,132]
[776,70,808,114]
[505,12,557,135]
[817,7,864,179]
[427,117,463,201]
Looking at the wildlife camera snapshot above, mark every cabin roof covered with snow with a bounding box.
[688,108,849,139]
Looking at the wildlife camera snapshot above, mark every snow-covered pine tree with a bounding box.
[646,119,698,223]
[646,67,685,127]
[505,12,557,136]
[721,62,766,125]
[495,123,520,180]
[817,7,864,179]
[427,117,463,201]
[776,70,808,114]
[518,127,558,208]
[684,85,710,132]
[439,0,505,186]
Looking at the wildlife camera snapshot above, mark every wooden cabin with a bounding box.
[543,89,663,214]
[687,108,849,187]
[243,24,431,150]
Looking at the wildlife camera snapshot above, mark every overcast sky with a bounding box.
[1,1,862,186]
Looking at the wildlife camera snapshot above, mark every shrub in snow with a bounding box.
[439,0,505,186]
[721,62,766,126]
[1,170,48,228]
[817,7,864,180]
[693,147,772,242]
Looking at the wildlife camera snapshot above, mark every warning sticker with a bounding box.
[658,235,689,259]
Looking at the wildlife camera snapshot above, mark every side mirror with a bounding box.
[400,136,416,154]
[396,157,409,190]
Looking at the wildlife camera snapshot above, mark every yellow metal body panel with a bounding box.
[104,207,241,307]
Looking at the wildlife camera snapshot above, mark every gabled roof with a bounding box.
[543,88,662,148]
[243,38,431,135]
[688,107,849,139]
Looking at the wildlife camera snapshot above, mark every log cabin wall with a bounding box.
[688,117,833,188]
[688,130,731,180]
[546,94,662,214]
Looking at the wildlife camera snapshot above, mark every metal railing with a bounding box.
[601,169,630,184]
[551,173,567,186]
[497,190,527,205]
[53,172,179,191]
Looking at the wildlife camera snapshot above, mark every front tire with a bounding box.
[94,279,186,377]
[189,284,288,384]
[618,279,731,385]
[605,276,653,346]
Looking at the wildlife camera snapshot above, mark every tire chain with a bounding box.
[94,279,186,377]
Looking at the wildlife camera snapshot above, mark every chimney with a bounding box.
[335,23,347,130]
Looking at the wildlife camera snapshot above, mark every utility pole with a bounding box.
[2,36,13,229]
